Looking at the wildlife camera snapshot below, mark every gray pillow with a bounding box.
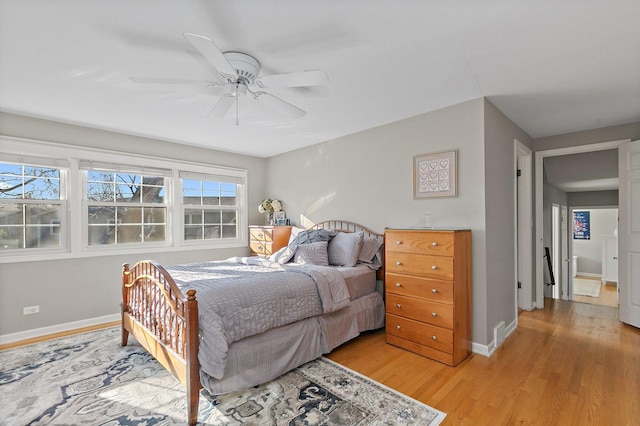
[358,235,383,264]
[290,228,337,246]
[328,231,364,267]
[293,241,329,265]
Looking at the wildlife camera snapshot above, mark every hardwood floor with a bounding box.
[327,298,640,425]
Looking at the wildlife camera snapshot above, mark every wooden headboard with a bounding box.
[310,220,385,281]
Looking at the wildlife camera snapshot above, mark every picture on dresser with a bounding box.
[273,211,286,222]
[413,150,457,198]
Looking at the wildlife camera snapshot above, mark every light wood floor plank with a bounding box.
[327,298,640,425]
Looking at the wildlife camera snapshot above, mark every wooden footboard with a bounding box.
[121,261,201,426]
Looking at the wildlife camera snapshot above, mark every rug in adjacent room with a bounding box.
[0,327,446,425]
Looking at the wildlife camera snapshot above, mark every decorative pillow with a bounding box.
[288,226,305,244]
[358,235,383,264]
[328,231,364,267]
[293,241,329,266]
[269,245,296,264]
[290,228,338,246]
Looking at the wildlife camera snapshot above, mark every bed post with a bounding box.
[121,263,131,347]
[185,289,201,426]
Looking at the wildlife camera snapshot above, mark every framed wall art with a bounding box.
[413,150,457,198]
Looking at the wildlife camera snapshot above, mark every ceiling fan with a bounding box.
[131,33,329,124]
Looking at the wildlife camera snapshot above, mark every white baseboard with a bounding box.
[575,272,601,278]
[471,317,518,358]
[0,313,120,345]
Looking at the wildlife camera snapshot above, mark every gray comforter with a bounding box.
[165,257,351,380]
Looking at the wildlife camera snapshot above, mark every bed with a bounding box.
[121,220,385,425]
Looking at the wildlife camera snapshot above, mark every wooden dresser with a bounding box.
[249,225,292,256]
[385,228,472,366]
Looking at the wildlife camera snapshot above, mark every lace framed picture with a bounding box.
[413,150,457,198]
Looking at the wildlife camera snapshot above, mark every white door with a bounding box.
[619,140,640,328]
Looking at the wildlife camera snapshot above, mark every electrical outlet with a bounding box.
[23,305,39,315]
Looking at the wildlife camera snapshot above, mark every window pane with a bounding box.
[116,184,137,202]
[183,180,201,204]
[203,225,220,239]
[222,211,237,224]
[220,183,237,206]
[204,210,221,224]
[24,177,59,200]
[88,225,113,245]
[87,171,112,183]
[88,206,116,225]
[87,182,115,202]
[0,176,22,198]
[0,227,22,249]
[118,206,142,224]
[185,209,202,224]
[184,225,202,240]
[0,204,22,224]
[26,225,60,248]
[145,224,166,241]
[117,225,142,244]
[146,207,166,224]
[221,224,237,238]
[202,181,220,206]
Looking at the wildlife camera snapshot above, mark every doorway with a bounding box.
[534,139,627,309]
[570,207,619,308]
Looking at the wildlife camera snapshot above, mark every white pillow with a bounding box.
[328,231,364,267]
[293,241,329,265]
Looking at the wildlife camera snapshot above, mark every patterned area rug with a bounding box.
[0,327,445,425]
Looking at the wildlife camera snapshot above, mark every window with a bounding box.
[0,162,65,250]
[84,167,168,246]
[182,174,239,241]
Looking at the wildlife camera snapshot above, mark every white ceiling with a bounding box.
[1,1,639,158]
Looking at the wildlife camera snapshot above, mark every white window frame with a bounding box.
[0,136,248,264]
[0,154,69,258]
[179,171,244,245]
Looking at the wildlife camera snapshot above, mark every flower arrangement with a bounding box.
[258,198,283,225]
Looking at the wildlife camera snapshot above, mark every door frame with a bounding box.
[533,139,628,309]
[515,139,533,312]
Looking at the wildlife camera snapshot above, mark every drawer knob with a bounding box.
[432,241,438,247]
[258,233,264,238]
[432,335,437,341]
[396,325,401,330]
[396,303,402,309]
[395,283,402,288]
[432,289,437,294]
[396,261,402,266]
[396,240,402,245]
[431,265,437,270]
[432,312,437,317]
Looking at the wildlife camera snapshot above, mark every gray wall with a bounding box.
[534,122,640,152]
[0,112,267,336]
[267,98,533,347]
[568,190,619,207]
[483,99,533,338]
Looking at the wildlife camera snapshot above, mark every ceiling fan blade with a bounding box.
[130,77,217,87]
[256,69,328,89]
[208,95,235,118]
[183,33,237,80]
[255,92,306,119]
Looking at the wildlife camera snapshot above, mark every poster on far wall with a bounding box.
[573,211,590,240]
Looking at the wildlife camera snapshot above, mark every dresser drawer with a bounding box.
[249,241,273,256]
[386,252,454,280]
[250,227,273,242]
[385,230,454,257]
[386,273,453,304]
[386,314,453,354]
[386,293,453,328]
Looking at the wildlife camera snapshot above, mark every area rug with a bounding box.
[574,278,602,297]
[0,327,446,425]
